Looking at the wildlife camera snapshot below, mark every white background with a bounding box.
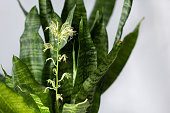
[0,0,170,113]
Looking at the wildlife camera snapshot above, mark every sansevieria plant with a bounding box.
[0,0,143,112]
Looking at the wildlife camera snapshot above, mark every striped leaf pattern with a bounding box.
[12,56,51,109]
[75,42,121,102]
[88,0,116,29]
[39,0,54,42]
[90,14,108,65]
[20,6,45,84]
[0,82,35,113]
[73,18,97,97]
[114,0,133,43]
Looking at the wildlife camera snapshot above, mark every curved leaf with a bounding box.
[0,82,35,113]
[114,0,133,43]
[17,0,28,16]
[62,99,90,113]
[88,0,116,29]
[12,56,52,109]
[100,18,143,93]
[20,6,45,84]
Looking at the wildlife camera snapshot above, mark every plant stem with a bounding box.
[55,38,60,113]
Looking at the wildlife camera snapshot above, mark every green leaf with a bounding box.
[75,41,121,102]
[0,82,35,113]
[12,56,52,109]
[17,0,28,16]
[0,73,4,83]
[39,0,54,42]
[1,66,13,89]
[73,0,87,31]
[1,66,39,112]
[30,94,50,113]
[114,0,133,43]
[73,18,97,98]
[61,0,76,23]
[62,99,90,113]
[18,92,41,113]
[100,18,144,93]
[20,6,45,84]
[88,0,116,29]
[90,13,108,65]
[87,87,101,113]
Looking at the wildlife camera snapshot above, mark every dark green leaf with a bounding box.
[20,6,45,84]
[87,87,101,113]
[73,18,97,98]
[39,0,54,42]
[73,0,87,31]
[17,0,28,16]
[75,41,121,102]
[62,99,90,113]
[0,82,35,113]
[90,13,108,65]
[61,0,76,23]
[12,56,52,109]
[114,0,133,43]
[100,18,143,93]
[88,0,116,29]
[0,73,4,83]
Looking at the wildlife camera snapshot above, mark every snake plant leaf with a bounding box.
[17,0,28,16]
[62,99,90,113]
[73,18,97,96]
[39,0,54,42]
[61,0,76,23]
[100,18,144,93]
[87,87,101,113]
[73,0,87,31]
[75,41,121,102]
[20,6,45,84]
[88,0,116,29]
[1,66,13,89]
[0,73,4,83]
[1,67,39,112]
[12,56,52,109]
[90,13,108,65]
[114,0,133,43]
[30,94,50,113]
[18,92,41,113]
[0,82,36,113]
